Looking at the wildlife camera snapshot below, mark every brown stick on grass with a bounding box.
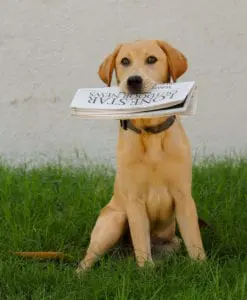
[11,251,74,261]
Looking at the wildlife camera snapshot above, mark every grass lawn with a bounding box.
[0,157,247,299]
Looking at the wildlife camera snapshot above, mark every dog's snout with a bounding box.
[127,75,143,93]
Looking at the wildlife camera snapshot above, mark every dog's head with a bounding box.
[98,40,188,93]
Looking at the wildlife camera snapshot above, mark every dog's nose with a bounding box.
[127,75,143,93]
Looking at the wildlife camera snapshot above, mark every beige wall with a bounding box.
[0,0,247,165]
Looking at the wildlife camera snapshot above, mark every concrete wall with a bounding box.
[1,0,247,166]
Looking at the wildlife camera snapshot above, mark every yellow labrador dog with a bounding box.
[76,39,206,274]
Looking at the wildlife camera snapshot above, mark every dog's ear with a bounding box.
[98,44,122,86]
[156,40,188,82]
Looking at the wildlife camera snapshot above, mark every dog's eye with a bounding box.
[146,56,158,64]
[121,57,131,66]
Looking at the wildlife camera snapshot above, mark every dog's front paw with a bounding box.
[137,258,155,269]
[145,260,155,268]
[197,251,207,261]
[190,248,207,262]
[75,262,87,277]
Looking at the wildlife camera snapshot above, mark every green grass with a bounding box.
[0,157,247,299]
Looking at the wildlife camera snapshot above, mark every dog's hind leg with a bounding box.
[76,203,127,274]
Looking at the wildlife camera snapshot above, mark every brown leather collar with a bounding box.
[120,115,176,134]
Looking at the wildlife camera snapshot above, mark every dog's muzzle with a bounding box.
[127,75,143,93]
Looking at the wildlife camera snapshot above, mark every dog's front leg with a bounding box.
[126,201,154,267]
[171,186,206,261]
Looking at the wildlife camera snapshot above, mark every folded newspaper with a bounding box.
[70,81,197,120]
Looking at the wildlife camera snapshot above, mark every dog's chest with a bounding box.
[118,133,177,220]
[142,135,166,164]
[146,185,174,222]
[131,145,174,221]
